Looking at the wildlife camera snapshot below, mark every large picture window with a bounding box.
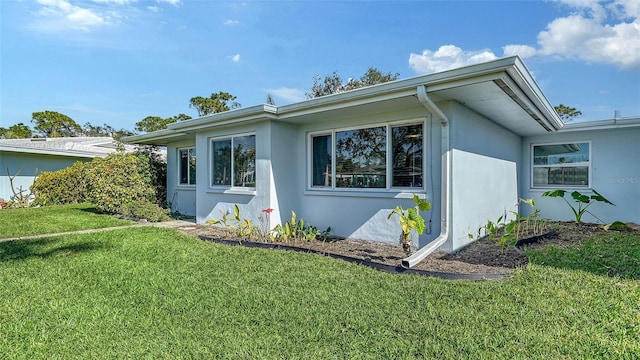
[211,134,256,188]
[532,142,590,188]
[311,122,424,190]
[179,147,196,185]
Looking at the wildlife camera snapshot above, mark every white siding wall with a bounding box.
[446,102,522,252]
[522,127,640,224]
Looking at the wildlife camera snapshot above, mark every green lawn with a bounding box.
[0,216,638,359]
[0,203,133,239]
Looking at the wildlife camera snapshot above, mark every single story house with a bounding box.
[125,56,639,267]
[0,137,132,202]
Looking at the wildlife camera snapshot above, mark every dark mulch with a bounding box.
[175,221,639,276]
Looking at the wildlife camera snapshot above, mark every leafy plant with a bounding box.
[272,211,331,243]
[387,195,431,255]
[542,189,614,223]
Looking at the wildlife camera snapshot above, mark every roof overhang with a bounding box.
[124,56,563,146]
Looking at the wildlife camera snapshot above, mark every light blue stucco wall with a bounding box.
[446,102,522,252]
[0,151,89,202]
[522,127,640,224]
[166,140,197,216]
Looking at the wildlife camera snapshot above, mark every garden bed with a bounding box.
[177,221,638,277]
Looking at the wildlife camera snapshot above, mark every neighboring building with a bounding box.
[0,137,132,202]
[125,56,639,267]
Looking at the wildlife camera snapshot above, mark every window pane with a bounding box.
[312,135,332,187]
[392,124,423,187]
[212,140,231,186]
[189,148,197,185]
[233,135,256,187]
[533,166,589,187]
[336,126,386,188]
[179,149,189,184]
[533,143,589,165]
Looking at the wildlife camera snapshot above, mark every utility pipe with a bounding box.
[402,85,451,268]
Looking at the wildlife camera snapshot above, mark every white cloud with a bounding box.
[502,44,538,58]
[267,87,306,103]
[33,0,107,32]
[224,19,240,26]
[92,0,137,5]
[147,6,161,12]
[408,45,498,74]
[231,54,240,62]
[506,0,640,69]
[157,0,181,6]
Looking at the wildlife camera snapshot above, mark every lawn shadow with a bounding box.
[0,237,109,262]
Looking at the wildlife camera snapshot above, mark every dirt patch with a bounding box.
[176,221,638,275]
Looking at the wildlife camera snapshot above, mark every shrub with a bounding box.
[120,199,171,222]
[85,153,157,215]
[32,161,89,205]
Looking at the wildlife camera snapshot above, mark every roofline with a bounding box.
[558,116,640,132]
[0,145,106,158]
[124,56,563,144]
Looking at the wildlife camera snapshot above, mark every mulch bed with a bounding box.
[175,221,639,279]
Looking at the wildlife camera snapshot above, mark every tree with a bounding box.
[81,122,134,140]
[134,114,192,133]
[0,123,32,139]
[189,92,241,117]
[31,111,81,137]
[554,104,582,122]
[306,67,400,99]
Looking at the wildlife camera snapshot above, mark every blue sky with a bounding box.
[1,0,639,132]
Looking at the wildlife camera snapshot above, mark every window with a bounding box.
[179,147,196,185]
[532,142,590,188]
[211,134,256,188]
[310,122,424,190]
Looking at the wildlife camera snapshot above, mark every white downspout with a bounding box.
[401,85,451,268]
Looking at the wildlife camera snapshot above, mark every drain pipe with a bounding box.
[402,85,451,268]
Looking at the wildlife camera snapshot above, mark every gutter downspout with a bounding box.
[402,85,451,268]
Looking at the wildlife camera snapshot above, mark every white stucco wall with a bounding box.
[522,127,640,224]
[0,152,88,201]
[445,102,522,252]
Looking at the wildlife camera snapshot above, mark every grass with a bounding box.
[0,211,638,358]
[0,203,133,238]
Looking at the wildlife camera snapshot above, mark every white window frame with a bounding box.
[307,118,426,193]
[177,147,196,186]
[209,132,256,190]
[531,141,592,189]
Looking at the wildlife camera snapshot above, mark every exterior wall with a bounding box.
[0,151,88,201]
[445,102,522,252]
[167,140,197,216]
[522,127,640,224]
[293,106,443,248]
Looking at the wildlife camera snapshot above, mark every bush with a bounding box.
[85,153,157,214]
[120,199,171,222]
[32,161,89,205]
[32,152,167,220]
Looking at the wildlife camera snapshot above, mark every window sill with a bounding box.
[207,188,256,196]
[175,185,196,191]
[304,189,426,199]
[529,186,591,192]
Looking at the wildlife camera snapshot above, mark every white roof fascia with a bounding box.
[168,105,277,131]
[558,116,640,132]
[0,145,104,158]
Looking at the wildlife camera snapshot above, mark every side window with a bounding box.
[179,147,196,185]
[211,134,256,188]
[532,142,590,188]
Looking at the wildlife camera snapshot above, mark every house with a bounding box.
[125,56,639,267]
[0,137,132,202]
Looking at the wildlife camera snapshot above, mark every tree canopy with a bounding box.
[0,123,32,139]
[189,92,241,117]
[32,111,82,137]
[554,104,582,122]
[306,67,400,99]
[134,114,192,133]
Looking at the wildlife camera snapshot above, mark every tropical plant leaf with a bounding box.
[591,189,615,205]
[542,189,566,197]
[571,191,590,203]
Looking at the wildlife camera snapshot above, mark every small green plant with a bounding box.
[207,204,243,238]
[272,211,331,243]
[542,189,614,223]
[387,195,431,255]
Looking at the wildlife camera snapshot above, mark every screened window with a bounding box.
[311,122,424,190]
[211,134,256,188]
[532,142,590,188]
[179,147,196,185]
